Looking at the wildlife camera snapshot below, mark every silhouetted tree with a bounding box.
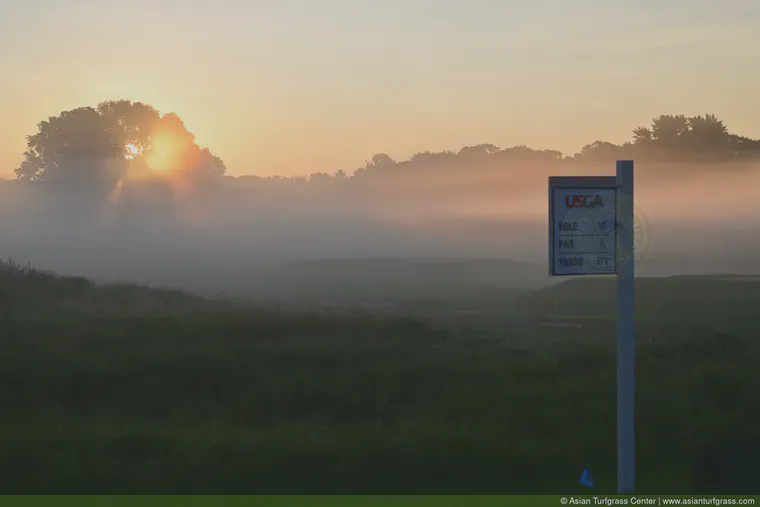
[15,101,226,194]
[686,114,730,154]
[632,126,653,145]
[651,114,689,148]
[627,113,737,160]
[458,144,500,157]
[729,135,760,156]
[16,106,127,192]
[309,172,332,184]
[98,100,161,152]
[575,141,622,162]
[368,153,395,168]
[490,145,562,164]
[409,151,457,165]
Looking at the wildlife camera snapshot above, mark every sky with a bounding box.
[2,0,760,178]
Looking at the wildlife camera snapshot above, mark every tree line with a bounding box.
[10,101,760,193]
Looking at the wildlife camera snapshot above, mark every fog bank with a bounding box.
[1,161,758,295]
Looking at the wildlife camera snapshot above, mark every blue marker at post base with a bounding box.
[579,467,594,488]
[616,160,635,494]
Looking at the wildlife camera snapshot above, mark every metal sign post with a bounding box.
[616,160,635,494]
[548,160,635,493]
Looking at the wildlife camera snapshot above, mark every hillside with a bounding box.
[200,257,554,312]
[0,259,214,319]
[510,276,760,331]
[280,257,550,289]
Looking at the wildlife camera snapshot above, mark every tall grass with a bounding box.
[0,261,758,493]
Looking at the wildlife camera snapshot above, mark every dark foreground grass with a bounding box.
[1,261,759,493]
[1,311,759,494]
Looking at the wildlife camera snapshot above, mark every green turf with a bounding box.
[0,260,758,493]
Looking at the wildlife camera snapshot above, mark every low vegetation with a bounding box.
[1,259,758,493]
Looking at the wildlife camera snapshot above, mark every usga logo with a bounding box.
[565,194,604,209]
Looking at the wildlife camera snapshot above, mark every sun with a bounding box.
[122,122,194,177]
[144,134,189,173]
[124,143,143,161]
[123,137,185,174]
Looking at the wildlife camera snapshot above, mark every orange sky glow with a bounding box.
[1,0,760,179]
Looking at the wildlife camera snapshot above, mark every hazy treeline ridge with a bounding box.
[4,103,760,209]
[303,112,760,185]
[7,101,760,190]
[2,102,759,288]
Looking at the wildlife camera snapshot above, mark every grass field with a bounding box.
[1,260,758,494]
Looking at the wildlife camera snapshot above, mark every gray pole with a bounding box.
[616,160,635,493]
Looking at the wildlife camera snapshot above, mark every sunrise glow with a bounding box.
[124,143,142,161]
[144,134,186,173]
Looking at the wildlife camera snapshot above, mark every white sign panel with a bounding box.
[549,180,617,276]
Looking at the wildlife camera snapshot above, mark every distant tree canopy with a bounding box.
[213,113,760,193]
[335,113,760,182]
[15,100,226,193]
[13,106,760,193]
[575,114,760,163]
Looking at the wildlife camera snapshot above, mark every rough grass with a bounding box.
[0,259,758,493]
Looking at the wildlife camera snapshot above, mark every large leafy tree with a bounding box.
[629,113,732,158]
[650,114,690,147]
[16,106,128,190]
[15,100,226,192]
[686,114,730,153]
